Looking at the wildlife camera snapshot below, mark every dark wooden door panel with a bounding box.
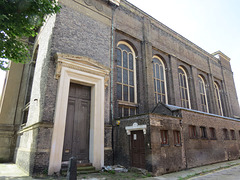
[62,83,91,162]
[62,99,75,161]
[131,130,145,168]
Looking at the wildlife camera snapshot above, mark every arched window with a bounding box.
[178,67,191,109]
[198,75,208,112]
[152,56,167,104]
[214,82,223,116]
[116,42,137,117]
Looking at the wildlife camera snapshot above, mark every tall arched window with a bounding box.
[116,42,137,117]
[153,56,167,104]
[214,82,223,116]
[198,75,208,112]
[178,67,191,109]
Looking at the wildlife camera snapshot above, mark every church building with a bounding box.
[0,0,240,176]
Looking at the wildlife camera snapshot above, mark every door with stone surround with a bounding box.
[131,130,145,168]
[62,83,91,162]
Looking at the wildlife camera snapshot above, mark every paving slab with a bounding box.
[0,163,30,180]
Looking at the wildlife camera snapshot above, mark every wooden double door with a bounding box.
[131,130,145,168]
[62,83,91,162]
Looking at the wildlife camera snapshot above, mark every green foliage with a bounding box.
[0,0,61,70]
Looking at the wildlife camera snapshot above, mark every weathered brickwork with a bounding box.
[0,0,240,176]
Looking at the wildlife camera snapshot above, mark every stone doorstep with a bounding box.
[61,161,99,175]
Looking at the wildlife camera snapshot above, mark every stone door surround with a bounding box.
[48,53,110,175]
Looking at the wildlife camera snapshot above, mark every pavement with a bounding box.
[1,159,240,180]
[144,159,240,180]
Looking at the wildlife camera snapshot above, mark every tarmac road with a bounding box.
[190,164,240,180]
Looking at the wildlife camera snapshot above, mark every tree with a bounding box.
[0,0,61,70]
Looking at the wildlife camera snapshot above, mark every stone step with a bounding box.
[61,162,98,176]
[77,166,95,171]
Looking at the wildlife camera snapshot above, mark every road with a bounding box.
[190,165,240,180]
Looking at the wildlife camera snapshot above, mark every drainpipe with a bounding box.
[110,6,115,124]
[110,2,118,165]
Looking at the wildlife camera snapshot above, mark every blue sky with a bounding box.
[0,0,240,107]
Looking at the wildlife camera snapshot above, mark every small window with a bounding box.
[209,127,216,140]
[200,126,207,139]
[118,105,136,117]
[189,125,197,139]
[230,130,236,140]
[173,131,181,146]
[223,128,229,140]
[160,130,168,145]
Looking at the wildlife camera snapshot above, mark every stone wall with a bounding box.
[14,14,57,174]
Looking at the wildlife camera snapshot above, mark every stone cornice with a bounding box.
[109,0,120,6]
[54,53,110,87]
[212,51,231,62]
